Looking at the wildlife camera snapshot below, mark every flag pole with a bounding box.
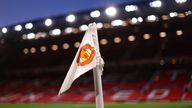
[93,65,104,108]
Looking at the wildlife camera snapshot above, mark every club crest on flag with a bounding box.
[77,43,95,66]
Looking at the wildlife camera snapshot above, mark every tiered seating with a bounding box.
[184,92,192,100]
[140,70,191,101]
[0,70,191,103]
[150,71,188,89]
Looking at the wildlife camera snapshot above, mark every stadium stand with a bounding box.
[0,0,192,103]
[0,69,191,103]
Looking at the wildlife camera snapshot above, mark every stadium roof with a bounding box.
[0,0,147,27]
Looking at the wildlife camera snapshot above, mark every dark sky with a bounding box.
[0,0,138,27]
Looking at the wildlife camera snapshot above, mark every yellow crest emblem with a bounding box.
[77,44,95,66]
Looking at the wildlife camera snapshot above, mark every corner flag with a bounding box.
[58,23,104,96]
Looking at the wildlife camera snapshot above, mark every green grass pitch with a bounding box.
[0,102,192,108]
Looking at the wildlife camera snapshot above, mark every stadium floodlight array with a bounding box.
[18,10,190,42]
[0,0,191,55]
[32,12,188,40]
[22,28,185,54]
[0,0,191,37]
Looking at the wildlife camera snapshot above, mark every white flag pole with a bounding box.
[91,22,104,108]
[93,65,104,108]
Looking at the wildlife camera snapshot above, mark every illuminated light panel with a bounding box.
[62,43,70,49]
[103,23,111,28]
[40,46,46,52]
[74,42,80,48]
[79,24,88,31]
[105,6,117,17]
[51,45,58,51]
[44,18,52,26]
[25,23,33,29]
[100,39,108,45]
[50,29,61,36]
[160,32,167,38]
[175,0,187,4]
[137,17,143,23]
[147,15,158,22]
[169,12,178,17]
[177,13,185,18]
[66,14,76,23]
[27,33,35,40]
[125,5,138,12]
[113,37,122,43]
[161,15,170,20]
[176,30,183,36]
[22,34,27,40]
[64,27,74,34]
[111,20,124,26]
[36,32,47,39]
[149,0,162,8]
[143,34,151,40]
[90,10,100,18]
[23,48,29,54]
[30,47,36,53]
[14,25,22,31]
[2,27,7,34]
[130,17,138,24]
[128,35,136,41]
[96,22,103,29]
[185,10,192,16]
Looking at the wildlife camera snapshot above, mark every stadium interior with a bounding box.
[0,0,192,103]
